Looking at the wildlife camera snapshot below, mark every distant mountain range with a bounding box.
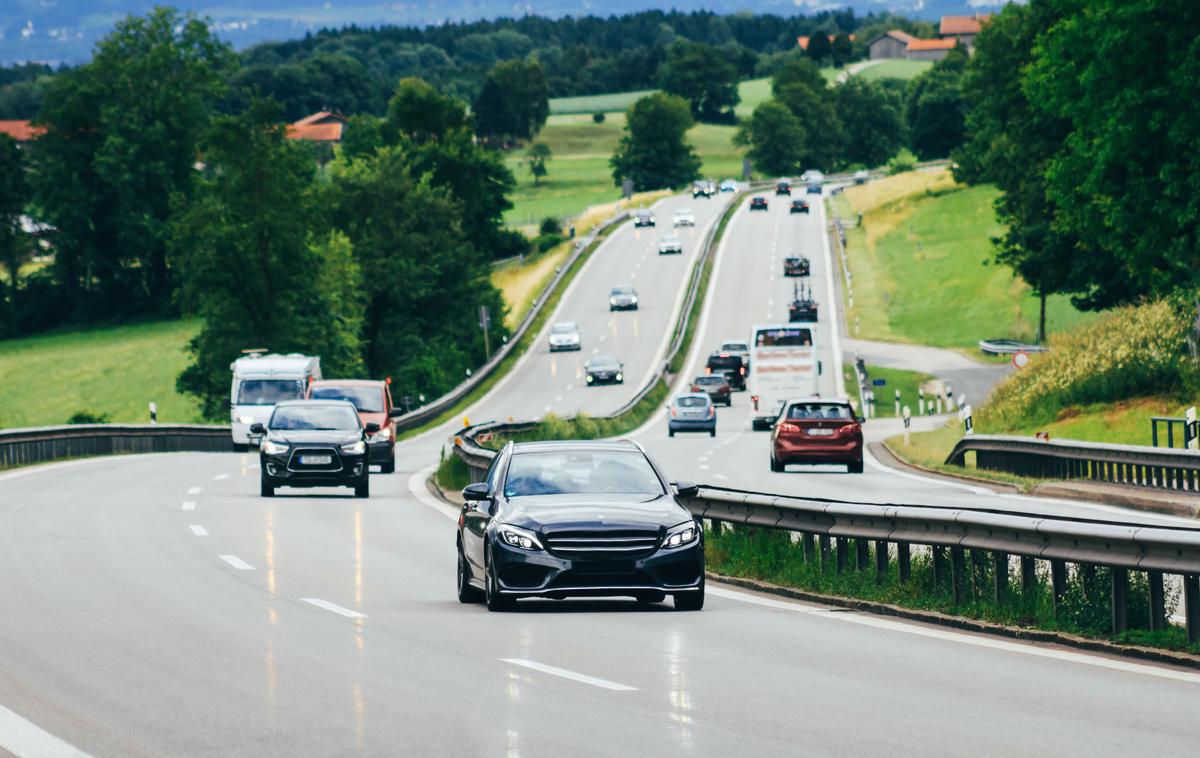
[1,1,1006,65]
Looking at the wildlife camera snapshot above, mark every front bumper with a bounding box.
[669,418,716,433]
[260,449,369,488]
[491,539,703,599]
[586,373,623,385]
[609,301,638,310]
[549,341,582,351]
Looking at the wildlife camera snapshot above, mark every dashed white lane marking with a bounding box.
[0,702,91,758]
[566,383,574,391]
[699,464,710,470]
[213,473,229,481]
[591,347,599,354]
[188,525,208,537]
[707,586,1200,686]
[301,598,367,619]
[501,658,638,692]
[187,487,203,495]
[408,466,458,522]
[554,395,563,403]
[543,405,552,413]
[218,555,254,570]
[181,501,196,511]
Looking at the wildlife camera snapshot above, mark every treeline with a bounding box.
[0,9,511,416]
[953,0,1199,325]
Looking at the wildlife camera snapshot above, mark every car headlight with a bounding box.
[340,440,366,455]
[261,439,289,455]
[616,372,623,381]
[664,522,698,548]
[630,297,638,304]
[609,298,617,305]
[373,426,391,441]
[238,415,256,425]
[499,524,543,551]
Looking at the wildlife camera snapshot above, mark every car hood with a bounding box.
[267,430,361,445]
[500,494,689,532]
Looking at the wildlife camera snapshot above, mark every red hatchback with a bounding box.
[307,379,400,473]
[770,398,863,473]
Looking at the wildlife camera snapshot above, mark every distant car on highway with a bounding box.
[719,179,739,193]
[775,181,791,196]
[669,393,717,437]
[254,400,374,497]
[749,197,769,211]
[801,170,825,184]
[784,256,810,277]
[770,397,863,474]
[717,339,751,370]
[705,352,746,391]
[307,379,400,473]
[658,236,683,255]
[672,208,696,227]
[692,181,716,199]
[854,170,869,185]
[608,285,639,311]
[788,284,819,323]
[790,199,810,214]
[548,322,581,351]
[455,439,704,611]
[690,375,732,407]
[633,209,656,227]
[585,355,624,385]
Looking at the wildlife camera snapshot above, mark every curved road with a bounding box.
[1,191,1198,757]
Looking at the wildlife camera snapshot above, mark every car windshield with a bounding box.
[677,396,709,407]
[676,208,692,215]
[309,385,384,413]
[612,287,634,295]
[787,403,852,420]
[269,404,361,431]
[237,379,305,405]
[590,357,618,370]
[695,377,723,385]
[504,450,664,497]
[755,327,813,347]
[661,237,679,244]
[722,343,748,352]
[551,323,577,334]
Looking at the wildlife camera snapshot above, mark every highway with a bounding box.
[1,189,1199,756]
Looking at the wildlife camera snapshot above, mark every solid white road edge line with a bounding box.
[218,554,254,570]
[188,525,208,537]
[301,598,368,619]
[707,586,1200,686]
[818,193,846,397]
[500,658,638,692]
[408,465,458,521]
[0,703,91,758]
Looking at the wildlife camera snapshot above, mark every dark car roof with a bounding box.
[588,355,619,366]
[511,440,642,454]
[309,379,384,388]
[274,399,356,408]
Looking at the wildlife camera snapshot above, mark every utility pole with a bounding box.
[479,305,491,360]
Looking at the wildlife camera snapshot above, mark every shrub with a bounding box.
[592,112,605,123]
[538,216,562,236]
[887,157,915,175]
[67,410,111,424]
[534,232,565,252]
[981,300,1199,430]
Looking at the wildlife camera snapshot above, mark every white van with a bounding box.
[230,352,322,448]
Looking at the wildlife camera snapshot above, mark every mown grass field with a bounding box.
[0,320,201,428]
[832,169,1093,349]
[548,89,657,115]
[855,59,933,81]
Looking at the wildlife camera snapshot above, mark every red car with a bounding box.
[769,398,863,474]
[307,379,400,473]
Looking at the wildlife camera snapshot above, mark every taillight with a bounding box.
[751,395,759,411]
[778,423,801,434]
[708,406,715,418]
[705,367,712,375]
[690,385,700,392]
[670,407,678,418]
[840,423,860,435]
[739,367,746,375]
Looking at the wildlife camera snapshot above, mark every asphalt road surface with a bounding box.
[2,190,1198,757]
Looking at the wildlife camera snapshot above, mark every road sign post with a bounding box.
[1188,406,1198,450]
[149,402,157,425]
[894,388,901,417]
[902,406,911,445]
[479,305,491,360]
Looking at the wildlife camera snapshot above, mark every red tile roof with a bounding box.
[796,33,856,50]
[0,120,45,142]
[285,123,344,142]
[293,111,347,126]
[908,38,960,52]
[939,15,991,36]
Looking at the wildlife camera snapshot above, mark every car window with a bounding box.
[786,404,851,420]
[551,323,576,334]
[503,451,663,497]
[237,379,305,405]
[755,327,813,347]
[269,405,361,431]
[677,396,709,408]
[309,385,384,413]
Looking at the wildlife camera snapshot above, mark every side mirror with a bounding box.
[857,416,866,424]
[364,422,381,434]
[673,480,699,498]
[249,423,265,435]
[462,482,491,501]
[388,408,404,418]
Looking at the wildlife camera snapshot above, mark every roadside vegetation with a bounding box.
[842,364,935,419]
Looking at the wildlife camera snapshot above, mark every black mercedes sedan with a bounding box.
[584,354,624,385]
[456,440,704,611]
[252,400,375,498]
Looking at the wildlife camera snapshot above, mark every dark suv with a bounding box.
[775,181,792,195]
[253,400,375,497]
[705,352,746,391]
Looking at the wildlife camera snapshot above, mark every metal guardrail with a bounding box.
[392,211,630,432]
[0,424,230,468]
[945,434,1200,493]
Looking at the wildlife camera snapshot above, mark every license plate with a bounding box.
[300,454,332,464]
[807,429,834,436]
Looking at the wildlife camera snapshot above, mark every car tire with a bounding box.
[485,551,514,612]
[674,576,704,611]
[668,429,675,438]
[770,452,784,473]
[725,399,732,407]
[709,428,716,437]
[233,442,250,453]
[457,544,483,604]
[848,459,864,474]
[381,456,395,474]
[260,475,275,497]
[354,478,370,498]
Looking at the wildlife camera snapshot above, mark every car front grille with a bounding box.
[545,529,661,560]
[286,446,342,472]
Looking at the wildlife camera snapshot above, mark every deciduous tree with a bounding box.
[610,93,702,191]
[473,59,549,146]
[734,100,807,177]
[659,40,740,123]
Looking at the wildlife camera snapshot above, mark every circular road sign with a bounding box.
[1013,351,1030,369]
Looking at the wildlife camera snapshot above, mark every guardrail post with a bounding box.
[971,549,987,599]
[1186,575,1200,645]
[819,535,831,567]
[951,547,966,605]
[856,539,869,571]
[897,542,911,583]
[1111,568,1129,635]
[836,538,848,574]
[803,532,816,563]
[875,540,888,581]
[933,546,947,587]
[993,552,1008,602]
[1079,563,1097,601]
[1051,560,1068,615]
[1148,570,1167,631]
[1021,556,1036,595]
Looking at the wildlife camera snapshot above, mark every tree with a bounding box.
[772,60,845,170]
[384,77,467,144]
[658,40,740,123]
[0,135,27,302]
[834,78,903,168]
[172,100,363,418]
[610,92,702,191]
[734,100,807,177]
[473,59,549,146]
[526,142,551,186]
[906,47,967,160]
[805,33,833,64]
[831,33,855,68]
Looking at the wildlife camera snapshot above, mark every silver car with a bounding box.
[609,285,639,311]
[658,236,683,255]
[673,208,696,227]
[548,322,581,352]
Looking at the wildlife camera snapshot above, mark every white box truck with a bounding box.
[230,352,321,449]
[748,324,820,431]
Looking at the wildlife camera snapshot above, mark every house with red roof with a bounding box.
[939,14,992,48]
[0,120,45,144]
[284,112,346,144]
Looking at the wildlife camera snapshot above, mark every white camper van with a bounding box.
[230,352,322,449]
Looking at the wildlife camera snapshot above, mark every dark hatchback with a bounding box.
[749,196,769,211]
[784,256,810,277]
[254,400,375,497]
[456,440,705,611]
[775,181,791,195]
[705,352,747,391]
[585,355,624,385]
[790,199,810,214]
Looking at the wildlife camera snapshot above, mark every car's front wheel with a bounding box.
[381,450,395,474]
[354,477,370,498]
[674,576,704,611]
[260,474,274,497]
[485,550,514,612]
[457,544,483,604]
[848,459,864,474]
